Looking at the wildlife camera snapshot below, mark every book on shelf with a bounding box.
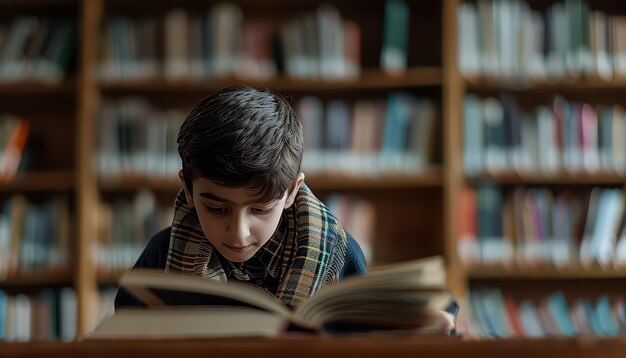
[457,187,479,266]
[0,287,76,342]
[476,184,512,264]
[96,99,183,178]
[0,195,71,281]
[298,93,438,175]
[0,17,76,84]
[0,114,32,184]
[463,93,626,177]
[460,184,626,268]
[459,288,626,339]
[99,4,362,81]
[456,0,623,82]
[380,0,408,74]
[94,189,173,274]
[90,256,455,339]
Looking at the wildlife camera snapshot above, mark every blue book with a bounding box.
[0,289,6,339]
[595,295,619,336]
[547,292,576,336]
[581,298,603,335]
[481,289,513,337]
[518,300,545,337]
[470,289,499,336]
[463,95,484,176]
[325,101,351,152]
[381,93,411,170]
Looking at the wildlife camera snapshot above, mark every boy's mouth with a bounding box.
[224,244,252,253]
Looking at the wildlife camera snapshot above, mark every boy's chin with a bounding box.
[217,245,259,263]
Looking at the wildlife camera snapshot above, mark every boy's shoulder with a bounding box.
[135,227,172,270]
[342,233,367,277]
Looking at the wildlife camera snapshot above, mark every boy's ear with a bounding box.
[179,170,195,208]
[285,172,305,208]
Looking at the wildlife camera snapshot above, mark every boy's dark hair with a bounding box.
[177,86,304,202]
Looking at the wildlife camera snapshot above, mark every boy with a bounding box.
[115,86,367,309]
[114,86,457,332]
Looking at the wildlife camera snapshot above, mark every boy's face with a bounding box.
[181,173,304,263]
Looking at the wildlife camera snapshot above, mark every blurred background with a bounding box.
[1,0,626,342]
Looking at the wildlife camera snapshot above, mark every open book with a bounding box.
[90,256,456,339]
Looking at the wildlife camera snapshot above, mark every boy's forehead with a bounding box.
[192,178,284,204]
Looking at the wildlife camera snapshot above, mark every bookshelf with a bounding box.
[466,265,626,280]
[452,0,626,338]
[98,170,444,192]
[1,0,449,339]
[2,0,625,342]
[99,67,442,93]
[466,76,626,91]
[0,80,76,95]
[0,271,73,287]
[465,172,626,185]
[0,170,75,192]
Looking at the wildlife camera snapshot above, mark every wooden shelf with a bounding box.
[9,337,626,358]
[0,79,76,96]
[465,75,626,92]
[0,170,75,192]
[306,168,444,190]
[466,171,626,186]
[0,0,76,4]
[467,264,626,280]
[99,168,443,192]
[0,270,72,287]
[99,175,180,192]
[98,67,442,93]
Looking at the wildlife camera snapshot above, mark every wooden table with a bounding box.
[2,337,626,358]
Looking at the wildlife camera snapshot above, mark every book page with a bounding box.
[294,256,452,330]
[120,269,292,316]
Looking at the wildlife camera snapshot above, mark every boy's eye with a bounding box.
[251,207,273,215]
[205,205,228,214]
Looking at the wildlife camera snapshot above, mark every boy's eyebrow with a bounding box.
[198,192,273,205]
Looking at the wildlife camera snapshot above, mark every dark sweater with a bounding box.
[114,227,368,308]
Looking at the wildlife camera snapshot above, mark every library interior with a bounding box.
[1,0,626,356]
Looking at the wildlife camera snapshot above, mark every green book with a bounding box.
[381,0,408,72]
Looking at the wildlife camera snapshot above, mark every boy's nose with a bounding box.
[228,213,250,241]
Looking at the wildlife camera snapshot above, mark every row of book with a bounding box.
[0,195,70,281]
[464,94,626,176]
[458,185,626,266]
[96,93,438,178]
[99,0,409,81]
[0,114,30,184]
[459,289,626,338]
[458,0,625,82]
[299,94,438,174]
[0,288,76,341]
[0,17,76,84]
[280,4,360,80]
[94,190,173,274]
[96,99,183,178]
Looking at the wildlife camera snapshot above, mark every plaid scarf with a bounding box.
[165,183,347,309]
